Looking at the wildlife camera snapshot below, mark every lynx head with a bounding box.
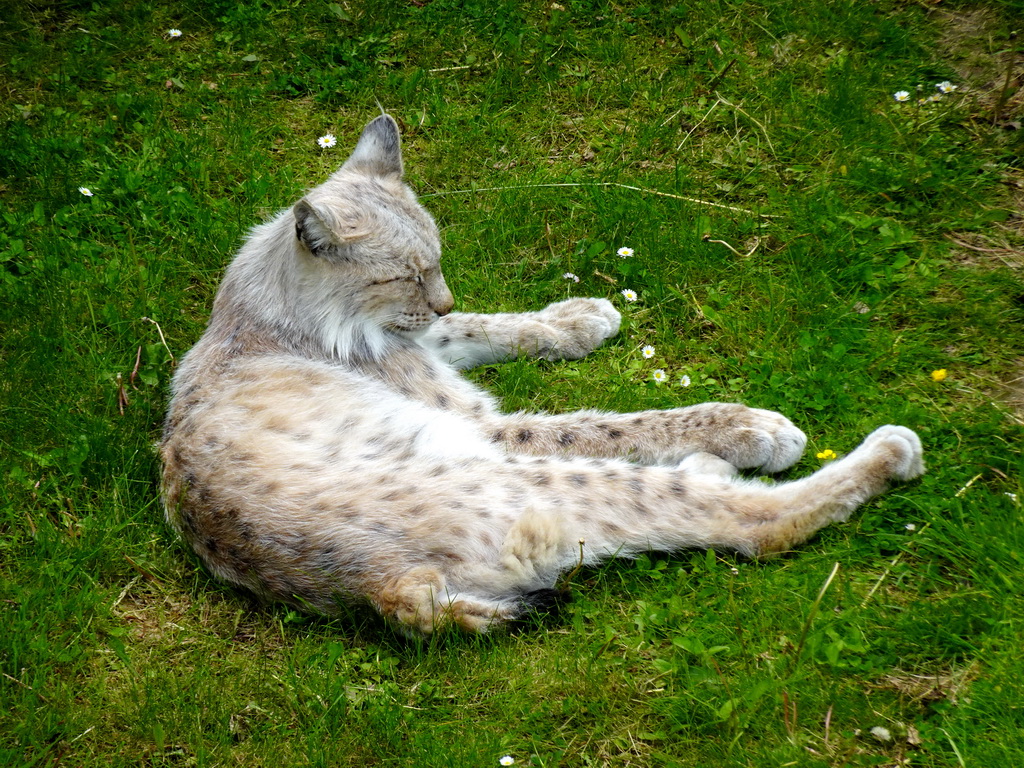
[278,115,454,359]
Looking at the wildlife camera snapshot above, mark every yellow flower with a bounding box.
[931,369,948,382]
[816,449,837,460]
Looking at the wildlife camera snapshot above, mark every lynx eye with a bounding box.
[368,274,418,287]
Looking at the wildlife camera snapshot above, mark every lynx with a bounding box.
[161,115,924,635]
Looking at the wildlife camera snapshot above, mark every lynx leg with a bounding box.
[478,426,922,571]
[417,298,621,369]
[490,403,807,470]
[709,425,925,556]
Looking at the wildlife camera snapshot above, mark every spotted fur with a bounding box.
[161,115,925,635]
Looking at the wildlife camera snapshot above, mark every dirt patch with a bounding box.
[1001,359,1024,420]
[935,6,1023,125]
[945,198,1024,270]
[872,662,980,705]
[934,7,1024,273]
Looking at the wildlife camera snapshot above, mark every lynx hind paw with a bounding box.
[859,425,925,480]
[536,298,622,360]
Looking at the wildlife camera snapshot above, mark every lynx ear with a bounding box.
[340,114,403,179]
[293,198,367,257]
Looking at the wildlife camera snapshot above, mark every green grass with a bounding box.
[2,0,1023,764]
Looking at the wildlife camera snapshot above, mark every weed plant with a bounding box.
[2,0,1023,765]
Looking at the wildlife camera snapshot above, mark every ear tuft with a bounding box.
[340,114,403,179]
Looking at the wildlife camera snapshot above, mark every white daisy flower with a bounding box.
[641,345,655,359]
[562,272,580,283]
[893,90,911,102]
[679,374,691,387]
[78,187,94,196]
[869,726,892,742]
[617,246,634,258]
[167,28,182,38]
[317,134,337,149]
[621,288,637,302]
[652,369,667,383]
[499,758,515,766]
[905,523,916,531]
[936,81,957,93]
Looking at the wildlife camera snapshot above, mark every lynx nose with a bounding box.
[432,287,454,317]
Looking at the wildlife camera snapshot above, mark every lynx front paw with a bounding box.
[534,298,621,361]
[696,405,807,473]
